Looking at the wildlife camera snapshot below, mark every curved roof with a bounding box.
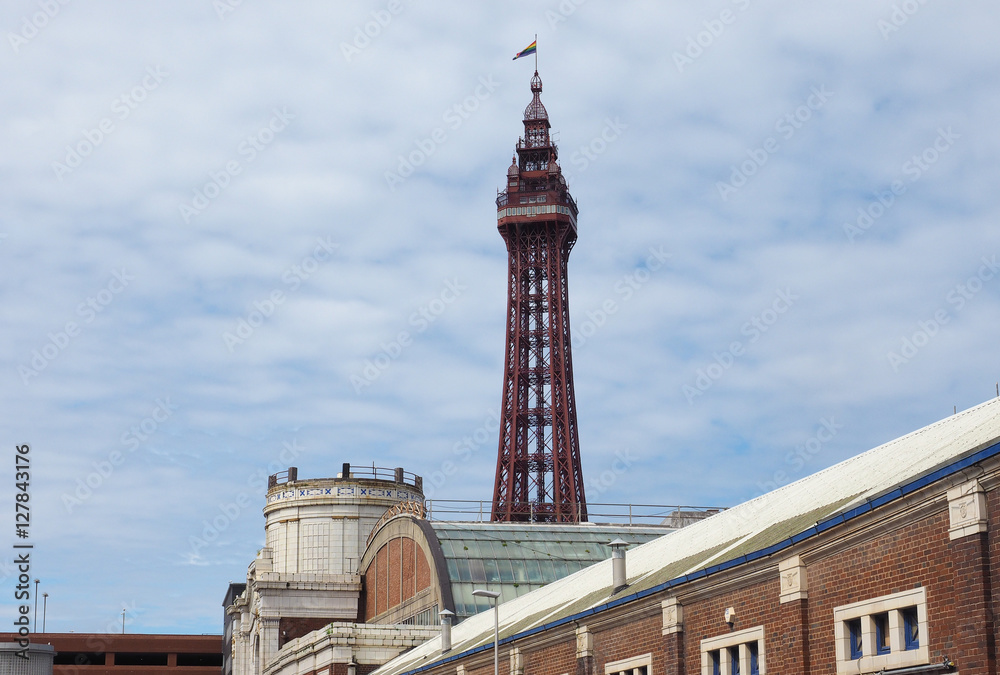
[422,521,673,619]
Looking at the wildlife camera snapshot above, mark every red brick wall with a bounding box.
[416,541,430,591]
[662,631,685,675]
[988,488,1000,671]
[525,637,576,675]
[681,578,785,672]
[376,542,388,616]
[388,538,402,608]
[279,617,334,648]
[402,537,416,602]
[806,510,952,674]
[363,536,432,621]
[594,613,663,670]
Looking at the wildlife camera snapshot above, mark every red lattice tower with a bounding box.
[491,71,587,523]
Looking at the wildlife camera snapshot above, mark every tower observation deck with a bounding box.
[491,71,586,523]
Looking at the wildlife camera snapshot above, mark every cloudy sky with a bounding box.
[2,0,998,635]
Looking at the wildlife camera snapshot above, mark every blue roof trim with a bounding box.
[395,437,1000,675]
[815,514,843,532]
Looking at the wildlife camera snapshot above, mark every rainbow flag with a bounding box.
[513,40,537,60]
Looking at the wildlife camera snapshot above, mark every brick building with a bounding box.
[0,634,221,675]
[336,397,1000,675]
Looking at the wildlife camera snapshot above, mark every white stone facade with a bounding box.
[229,469,425,675]
[265,623,440,675]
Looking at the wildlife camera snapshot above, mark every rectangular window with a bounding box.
[902,607,919,650]
[605,653,651,675]
[701,626,764,675]
[873,613,890,655]
[833,588,928,674]
[848,618,862,659]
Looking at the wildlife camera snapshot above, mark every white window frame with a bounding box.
[701,625,765,675]
[833,587,929,674]
[605,653,652,675]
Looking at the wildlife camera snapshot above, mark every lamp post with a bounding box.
[472,589,500,675]
[33,580,39,631]
[42,593,48,632]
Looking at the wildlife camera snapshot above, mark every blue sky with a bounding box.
[1,1,999,635]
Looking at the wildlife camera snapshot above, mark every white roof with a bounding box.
[375,398,1000,675]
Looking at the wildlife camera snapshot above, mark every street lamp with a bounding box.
[472,589,500,675]
[42,593,48,632]
[33,580,39,631]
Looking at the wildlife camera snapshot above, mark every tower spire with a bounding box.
[491,71,587,523]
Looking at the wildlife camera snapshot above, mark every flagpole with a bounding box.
[534,33,538,71]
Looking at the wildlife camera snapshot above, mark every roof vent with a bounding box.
[609,539,629,592]
[439,609,455,654]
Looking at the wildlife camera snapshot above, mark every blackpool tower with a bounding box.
[491,71,587,523]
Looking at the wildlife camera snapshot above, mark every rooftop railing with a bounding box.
[424,500,723,526]
[268,464,423,491]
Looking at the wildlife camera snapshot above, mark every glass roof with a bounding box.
[428,522,671,620]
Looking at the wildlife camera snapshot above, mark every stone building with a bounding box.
[225,467,686,675]
[227,465,426,675]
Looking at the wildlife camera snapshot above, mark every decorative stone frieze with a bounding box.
[948,479,988,540]
[575,625,594,658]
[661,597,683,635]
[778,555,808,603]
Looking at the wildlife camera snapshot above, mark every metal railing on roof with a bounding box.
[267,464,423,490]
[423,499,723,526]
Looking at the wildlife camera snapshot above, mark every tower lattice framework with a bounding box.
[491,71,587,523]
